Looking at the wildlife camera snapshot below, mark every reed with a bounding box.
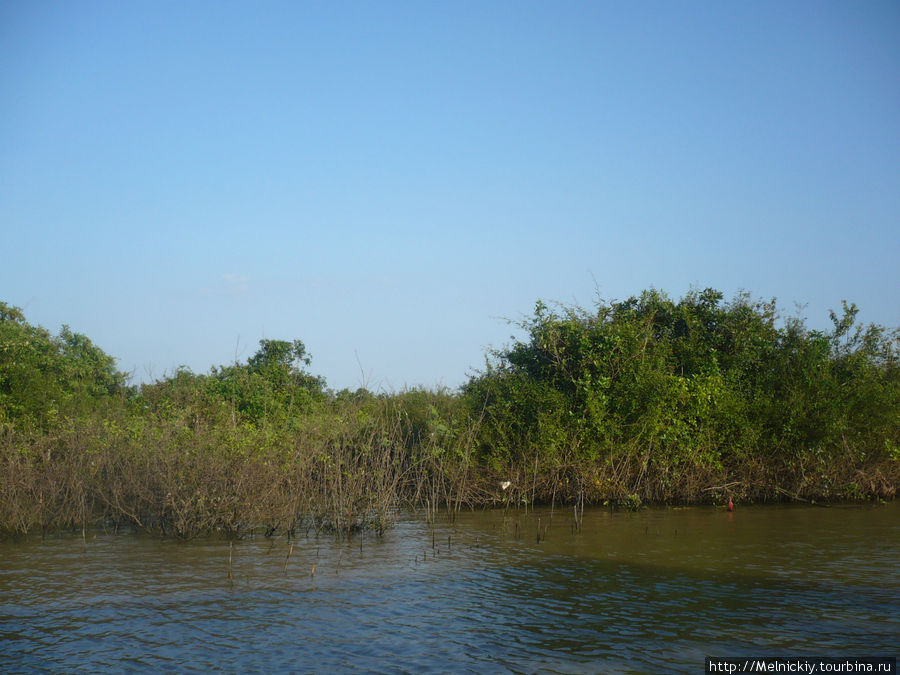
[1,413,895,540]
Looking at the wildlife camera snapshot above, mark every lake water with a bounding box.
[1,503,897,673]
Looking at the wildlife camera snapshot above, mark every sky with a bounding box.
[2,1,898,391]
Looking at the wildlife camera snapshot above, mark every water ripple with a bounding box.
[2,504,897,673]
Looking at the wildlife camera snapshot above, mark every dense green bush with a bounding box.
[139,339,327,430]
[462,289,899,498]
[0,302,127,429]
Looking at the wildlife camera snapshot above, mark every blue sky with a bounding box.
[2,1,898,391]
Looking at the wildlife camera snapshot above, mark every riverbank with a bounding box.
[1,406,895,539]
[2,288,897,538]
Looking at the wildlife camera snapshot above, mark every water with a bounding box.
[2,503,897,673]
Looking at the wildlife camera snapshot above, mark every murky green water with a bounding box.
[1,503,897,673]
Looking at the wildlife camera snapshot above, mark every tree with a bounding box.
[0,301,127,428]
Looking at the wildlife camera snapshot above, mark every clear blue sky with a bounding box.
[2,1,898,391]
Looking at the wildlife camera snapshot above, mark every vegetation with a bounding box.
[1,289,897,538]
[0,302,125,429]
[463,289,899,506]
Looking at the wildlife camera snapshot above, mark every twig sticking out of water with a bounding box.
[282,543,294,574]
[228,542,234,583]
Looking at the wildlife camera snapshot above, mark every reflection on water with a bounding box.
[1,503,897,673]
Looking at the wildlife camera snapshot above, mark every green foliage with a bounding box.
[463,289,900,481]
[0,302,127,429]
[141,339,327,428]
